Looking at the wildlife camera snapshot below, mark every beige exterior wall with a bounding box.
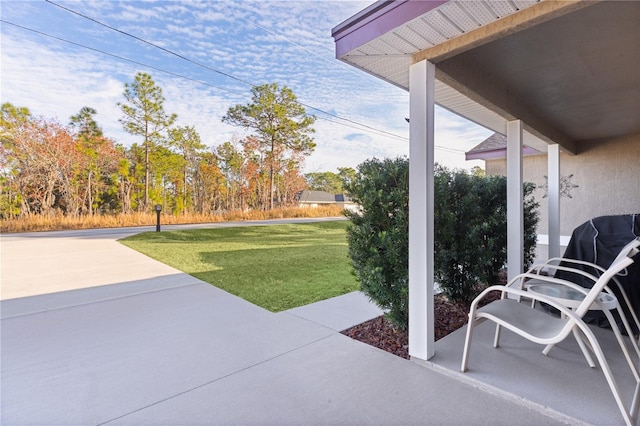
[485,133,640,258]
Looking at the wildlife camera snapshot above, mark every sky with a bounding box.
[1,0,492,173]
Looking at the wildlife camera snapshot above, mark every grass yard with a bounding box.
[120,220,359,312]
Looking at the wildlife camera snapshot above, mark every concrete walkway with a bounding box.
[1,220,570,425]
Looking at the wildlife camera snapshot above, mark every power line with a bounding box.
[44,0,254,88]
[3,18,467,153]
[0,20,244,96]
[44,0,410,142]
[3,19,468,152]
[1,19,408,142]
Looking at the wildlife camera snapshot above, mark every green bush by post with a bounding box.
[344,158,539,330]
[344,158,410,329]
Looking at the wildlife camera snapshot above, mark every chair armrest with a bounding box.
[506,272,591,296]
[527,262,600,284]
[528,259,626,298]
[469,284,584,324]
[541,257,630,278]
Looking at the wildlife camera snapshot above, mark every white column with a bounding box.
[507,120,524,280]
[408,60,435,361]
[547,144,561,259]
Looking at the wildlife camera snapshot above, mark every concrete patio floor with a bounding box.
[1,220,634,424]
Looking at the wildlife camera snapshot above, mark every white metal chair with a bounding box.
[461,237,640,426]
[526,245,640,368]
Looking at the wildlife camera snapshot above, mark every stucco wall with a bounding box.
[485,133,640,258]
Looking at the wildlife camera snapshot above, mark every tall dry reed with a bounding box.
[0,206,346,233]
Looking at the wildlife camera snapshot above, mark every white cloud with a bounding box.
[1,0,490,174]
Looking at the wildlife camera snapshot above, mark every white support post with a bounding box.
[408,60,435,361]
[547,144,561,259]
[507,120,524,281]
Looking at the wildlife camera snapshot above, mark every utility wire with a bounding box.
[44,0,410,142]
[4,19,467,152]
[1,19,408,141]
[4,19,467,151]
[3,17,469,154]
[0,20,243,96]
[45,0,254,88]
[7,4,469,153]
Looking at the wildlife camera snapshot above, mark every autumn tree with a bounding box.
[7,118,77,216]
[115,148,134,214]
[279,158,308,205]
[215,140,245,210]
[149,145,182,212]
[222,83,315,210]
[168,125,206,213]
[215,137,265,210]
[118,72,176,211]
[1,103,32,217]
[193,151,225,214]
[69,107,121,215]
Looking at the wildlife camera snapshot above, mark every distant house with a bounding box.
[297,190,357,212]
[467,132,640,259]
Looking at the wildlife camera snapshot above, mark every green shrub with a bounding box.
[434,165,539,302]
[345,158,539,330]
[344,158,409,329]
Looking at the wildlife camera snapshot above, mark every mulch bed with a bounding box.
[341,292,500,359]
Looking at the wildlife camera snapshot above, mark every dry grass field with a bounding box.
[1,206,346,233]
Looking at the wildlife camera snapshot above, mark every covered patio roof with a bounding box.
[332,2,640,421]
[332,0,639,367]
[333,0,640,153]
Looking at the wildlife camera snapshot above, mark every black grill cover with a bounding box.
[554,215,640,332]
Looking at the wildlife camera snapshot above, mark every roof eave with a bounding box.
[332,0,447,58]
[466,146,541,161]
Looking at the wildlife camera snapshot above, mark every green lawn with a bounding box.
[120,221,359,311]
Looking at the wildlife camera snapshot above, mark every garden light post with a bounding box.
[155,204,162,232]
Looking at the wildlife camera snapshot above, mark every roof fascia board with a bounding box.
[413,0,601,64]
[332,0,447,58]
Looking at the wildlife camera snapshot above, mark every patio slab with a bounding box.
[1,282,335,425]
[0,223,583,425]
[430,319,638,425]
[285,290,384,331]
[107,333,566,426]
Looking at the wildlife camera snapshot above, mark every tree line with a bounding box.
[0,73,351,219]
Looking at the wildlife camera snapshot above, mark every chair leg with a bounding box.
[602,307,640,382]
[612,282,640,357]
[493,324,502,348]
[573,328,597,367]
[541,329,596,367]
[630,382,640,424]
[579,323,636,426]
[612,302,640,362]
[461,318,476,372]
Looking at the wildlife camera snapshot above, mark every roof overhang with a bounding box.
[465,132,541,161]
[465,146,540,161]
[332,0,640,155]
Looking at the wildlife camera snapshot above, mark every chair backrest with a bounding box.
[575,237,640,317]
[610,237,640,267]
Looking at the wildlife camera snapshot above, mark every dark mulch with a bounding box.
[341,292,501,359]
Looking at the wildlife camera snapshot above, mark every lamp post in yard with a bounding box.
[155,204,162,232]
